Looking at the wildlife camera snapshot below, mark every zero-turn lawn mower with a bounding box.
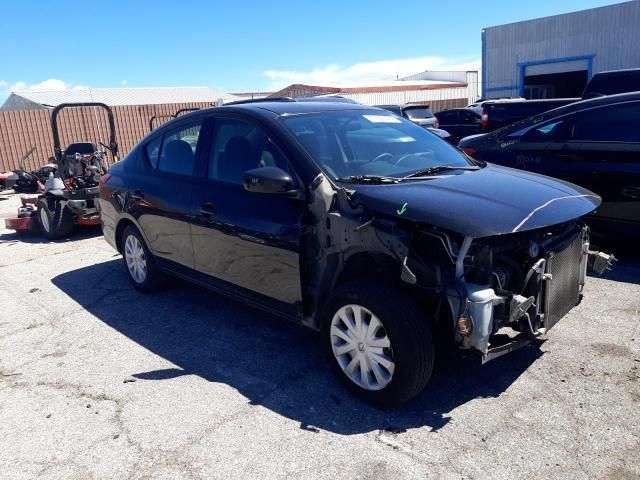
[4,102,119,239]
[10,147,58,193]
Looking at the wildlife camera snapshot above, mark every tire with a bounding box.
[321,281,435,407]
[121,224,167,292]
[37,197,74,240]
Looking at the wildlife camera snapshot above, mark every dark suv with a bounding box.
[459,92,640,236]
[434,108,482,144]
[100,99,610,406]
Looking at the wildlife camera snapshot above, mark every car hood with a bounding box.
[350,164,600,237]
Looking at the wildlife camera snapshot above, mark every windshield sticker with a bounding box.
[397,202,408,215]
[363,115,402,124]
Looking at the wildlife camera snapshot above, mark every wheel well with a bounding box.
[330,252,445,332]
[115,219,134,253]
[334,252,400,288]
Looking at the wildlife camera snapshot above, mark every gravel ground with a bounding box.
[0,191,638,480]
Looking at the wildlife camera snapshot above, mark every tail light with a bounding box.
[99,173,112,187]
[481,108,488,129]
[433,117,440,129]
[460,147,476,156]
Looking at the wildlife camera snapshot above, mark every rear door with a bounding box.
[132,119,204,269]
[190,114,305,314]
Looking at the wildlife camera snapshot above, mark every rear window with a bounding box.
[404,107,434,120]
[583,71,640,98]
[145,136,162,169]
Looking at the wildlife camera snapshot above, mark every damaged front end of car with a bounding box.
[304,166,615,364]
[420,222,614,363]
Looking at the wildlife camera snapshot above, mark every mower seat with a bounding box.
[64,142,96,156]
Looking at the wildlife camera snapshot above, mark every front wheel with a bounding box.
[322,281,435,407]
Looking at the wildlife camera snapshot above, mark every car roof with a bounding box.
[491,91,640,137]
[544,91,640,115]
[218,100,379,115]
[591,67,640,76]
[437,108,478,113]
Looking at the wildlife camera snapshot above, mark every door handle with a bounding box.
[131,189,144,200]
[199,202,216,217]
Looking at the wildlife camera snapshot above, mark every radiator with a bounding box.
[544,232,585,331]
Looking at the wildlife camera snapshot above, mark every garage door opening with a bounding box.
[524,70,588,99]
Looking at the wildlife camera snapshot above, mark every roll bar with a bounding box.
[51,102,119,164]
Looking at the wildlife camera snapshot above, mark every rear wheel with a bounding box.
[322,281,435,407]
[37,197,74,240]
[121,224,167,292]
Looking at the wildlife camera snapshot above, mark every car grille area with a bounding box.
[544,232,585,331]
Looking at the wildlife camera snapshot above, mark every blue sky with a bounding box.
[0,0,621,100]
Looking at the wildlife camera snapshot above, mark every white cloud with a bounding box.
[121,80,128,86]
[264,56,481,89]
[2,78,89,95]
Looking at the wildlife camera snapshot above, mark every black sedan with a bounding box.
[99,99,608,406]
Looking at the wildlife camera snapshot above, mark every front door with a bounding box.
[190,116,304,313]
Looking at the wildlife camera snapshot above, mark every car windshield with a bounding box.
[404,107,434,119]
[280,110,473,180]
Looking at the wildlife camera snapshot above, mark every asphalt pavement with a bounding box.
[0,191,638,480]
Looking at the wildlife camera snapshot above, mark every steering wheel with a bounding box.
[370,152,393,163]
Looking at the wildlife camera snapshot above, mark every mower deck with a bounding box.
[4,196,101,233]
[5,216,33,232]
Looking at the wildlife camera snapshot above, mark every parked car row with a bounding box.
[459,91,640,236]
[436,67,640,137]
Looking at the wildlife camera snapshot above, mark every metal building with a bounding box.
[482,1,640,99]
[269,74,480,111]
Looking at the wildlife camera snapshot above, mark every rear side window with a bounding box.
[145,136,162,169]
[572,102,640,142]
[524,118,571,141]
[460,111,479,124]
[144,121,202,175]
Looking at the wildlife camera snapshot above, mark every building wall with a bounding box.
[401,71,480,96]
[338,86,473,109]
[0,102,210,172]
[483,1,640,98]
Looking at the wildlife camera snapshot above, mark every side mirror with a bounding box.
[243,166,298,196]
